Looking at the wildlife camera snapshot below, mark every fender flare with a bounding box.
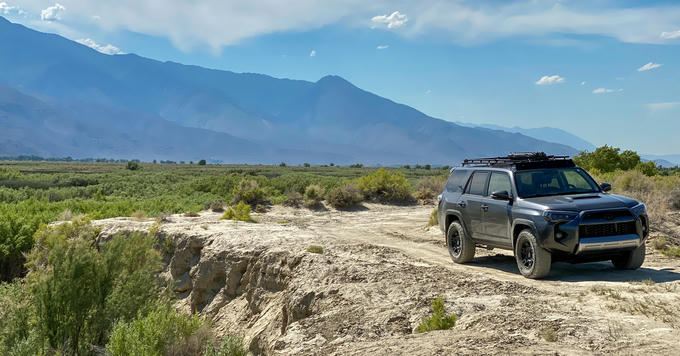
[445,210,470,237]
[511,219,539,249]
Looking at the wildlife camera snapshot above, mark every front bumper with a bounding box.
[536,208,648,256]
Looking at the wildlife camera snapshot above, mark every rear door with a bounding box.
[481,171,513,247]
[461,170,490,240]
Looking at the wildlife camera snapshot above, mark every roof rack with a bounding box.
[462,152,574,170]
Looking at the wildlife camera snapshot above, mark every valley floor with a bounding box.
[95,204,680,355]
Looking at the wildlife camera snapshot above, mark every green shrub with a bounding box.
[24,220,163,355]
[0,282,41,356]
[198,160,207,166]
[106,303,202,356]
[221,202,256,222]
[306,245,324,254]
[428,208,438,227]
[203,334,247,356]
[574,145,643,173]
[304,184,324,209]
[126,161,140,171]
[357,168,413,203]
[0,167,22,180]
[326,183,362,209]
[232,179,267,206]
[416,296,457,333]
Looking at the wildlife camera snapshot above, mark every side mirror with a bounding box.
[600,183,612,192]
[491,190,511,200]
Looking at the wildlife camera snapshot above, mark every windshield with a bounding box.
[514,168,600,198]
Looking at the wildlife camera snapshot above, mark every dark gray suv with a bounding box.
[437,153,649,279]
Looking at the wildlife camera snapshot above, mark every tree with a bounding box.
[573,145,642,173]
[198,159,207,166]
[126,161,140,171]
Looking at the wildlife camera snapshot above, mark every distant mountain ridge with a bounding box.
[456,122,596,152]
[0,16,577,164]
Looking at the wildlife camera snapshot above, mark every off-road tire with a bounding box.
[446,221,475,263]
[612,243,645,270]
[514,229,551,279]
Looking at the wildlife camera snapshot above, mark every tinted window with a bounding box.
[487,172,512,196]
[465,171,489,196]
[446,170,468,193]
[514,168,599,198]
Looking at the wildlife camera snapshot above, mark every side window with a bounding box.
[487,172,512,196]
[464,171,489,196]
[445,170,467,193]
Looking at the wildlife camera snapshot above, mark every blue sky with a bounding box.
[1,0,679,154]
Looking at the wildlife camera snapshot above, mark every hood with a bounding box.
[518,193,639,212]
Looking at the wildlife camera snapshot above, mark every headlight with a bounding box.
[543,210,578,223]
[631,203,646,215]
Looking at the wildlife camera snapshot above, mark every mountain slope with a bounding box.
[0,17,577,164]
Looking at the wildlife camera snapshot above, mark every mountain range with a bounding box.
[0,16,578,165]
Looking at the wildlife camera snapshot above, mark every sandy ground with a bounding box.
[95,203,680,355]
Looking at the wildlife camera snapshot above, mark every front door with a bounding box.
[482,171,513,246]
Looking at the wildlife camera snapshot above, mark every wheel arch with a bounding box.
[511,219,538,249]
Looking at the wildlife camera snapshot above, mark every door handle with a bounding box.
[458,202,467,208]
[481,204,489,212]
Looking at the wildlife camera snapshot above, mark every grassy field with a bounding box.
[0,161,447,281]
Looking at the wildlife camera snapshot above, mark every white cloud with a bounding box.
[372,11,408,29]
[0,2,23,15]
[646,102,680,111]
[535,75,565,85]
[637,62,662,72]
[309,50,316,57]
[661,30,680,39]
[376,45,389,50]
[11,1,680,50]
[76,38,123,55]
[580,81,586,85]
[592,88,623,94]
[425,89,432,94]
[41,3,65,21]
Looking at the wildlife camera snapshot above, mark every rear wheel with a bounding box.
[447,221,475,263]
[612,243,645,270]
[514,229,551,279]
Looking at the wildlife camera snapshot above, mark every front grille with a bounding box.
[582,210,632,220]
[579,221,637,238]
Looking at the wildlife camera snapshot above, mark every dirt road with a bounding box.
[96,204,680,355]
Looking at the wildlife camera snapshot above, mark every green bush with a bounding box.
[428,208,438,227]
[203,334,247,356]
[126,161,140,171]
[232,179,267,206]
[106,303,202,356]
[221,202,256,222]
[357,168,413,203]
[574,145,649,173]
[306,245,324,254]
[0,282,41,356]
[326,183,362,209]
[24,219,163,355]
[416,296,457,333]
[198,160,207,166]
[304,184,324,209]
[0,167,22,180]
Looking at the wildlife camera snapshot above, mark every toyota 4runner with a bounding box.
[437,152,649,279]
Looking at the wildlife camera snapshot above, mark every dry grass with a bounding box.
[414,175,447,202]
[131,210,147,221]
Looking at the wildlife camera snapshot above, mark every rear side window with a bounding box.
[446,170,468,193]
[487,172,512,196]
[465,171,489,196]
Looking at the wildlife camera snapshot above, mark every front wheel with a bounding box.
[514,230,551,279]
[447,221,475,263]
[612,243,645,270]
